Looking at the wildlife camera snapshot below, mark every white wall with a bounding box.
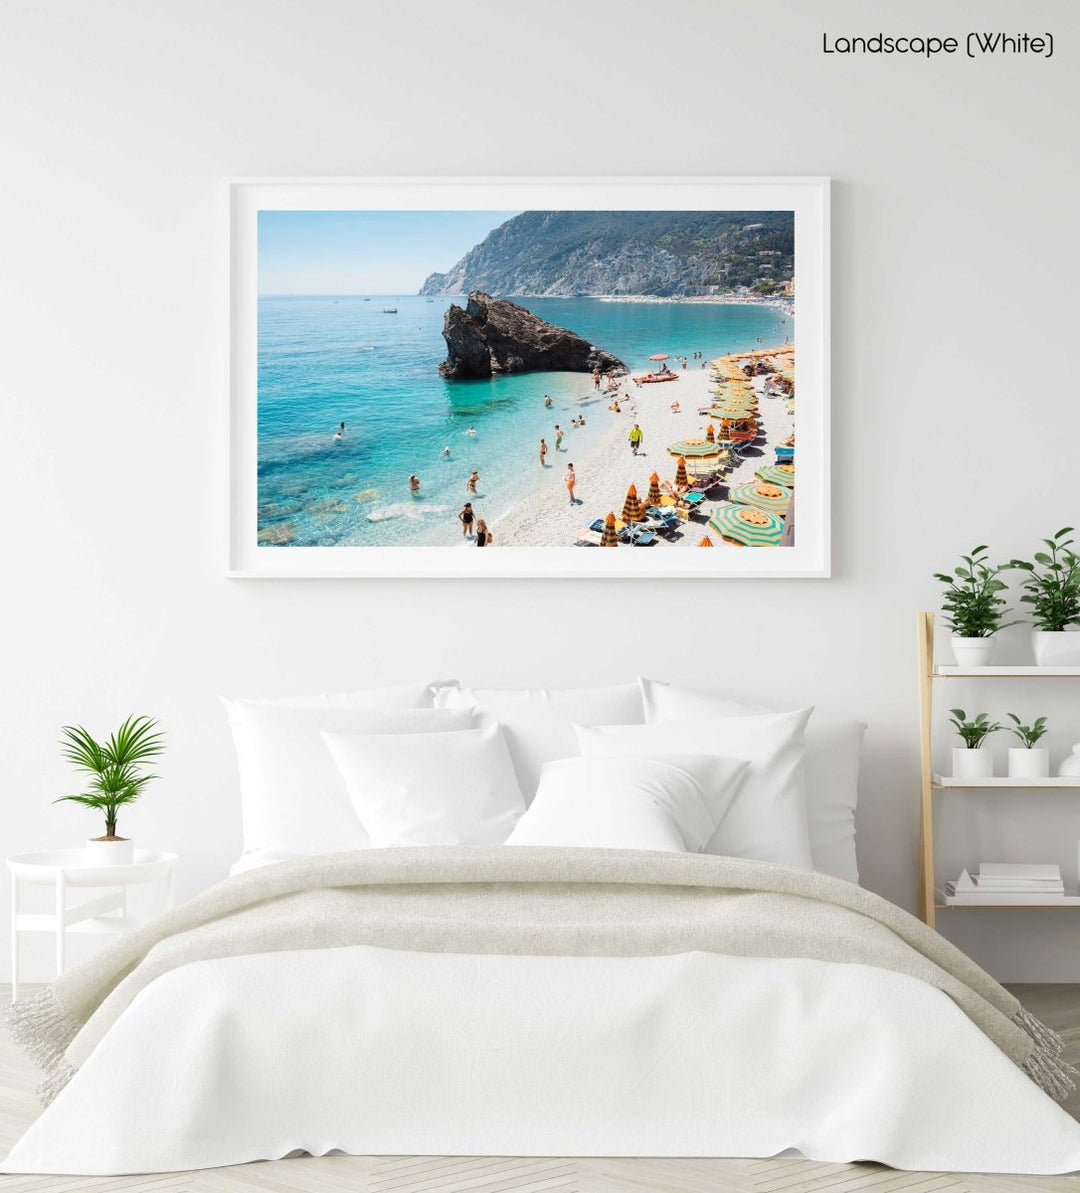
[2,0,1078,981]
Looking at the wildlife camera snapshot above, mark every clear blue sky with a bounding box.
[258,210,519,295]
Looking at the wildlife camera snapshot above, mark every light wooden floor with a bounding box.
[1,984,1078,1193]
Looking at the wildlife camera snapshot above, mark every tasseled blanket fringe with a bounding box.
[1015,1005,1077,1101]
[4,986,1077,1108]
[3,987,78,1106]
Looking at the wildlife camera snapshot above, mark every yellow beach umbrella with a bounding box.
[621,484,643,524]
[646,473,662,507]
[600,512,619,547]
[674,456,688,488]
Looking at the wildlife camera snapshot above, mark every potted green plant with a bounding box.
[1009,528,1080,666]
[934,545,1017,667]
[1005,714,1049,779]
[948,709,1001,780]
[55,715,165,865]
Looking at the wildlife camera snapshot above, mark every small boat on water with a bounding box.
[382,308,398,314]
[633,371,679,384]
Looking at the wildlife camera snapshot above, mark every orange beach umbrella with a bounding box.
[705,424,716,442]
[646,473,662,507]
[674,456,688,488]
[621,485,643,524]
[699,535,715,547]
[600,512,619,547]
[648,353,670,362]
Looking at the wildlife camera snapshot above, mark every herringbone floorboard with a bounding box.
[2,985,1078,1193]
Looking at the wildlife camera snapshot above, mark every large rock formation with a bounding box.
[438,291,628,380]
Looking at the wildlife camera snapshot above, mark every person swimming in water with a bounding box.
[442,446,451,457]
[408,474,421,493]
[465,425,477,436]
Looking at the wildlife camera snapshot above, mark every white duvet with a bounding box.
[6,945,1080,1176]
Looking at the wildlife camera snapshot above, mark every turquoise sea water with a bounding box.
[257,296,794,547]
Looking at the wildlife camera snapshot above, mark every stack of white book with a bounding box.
[942,863,1071,905]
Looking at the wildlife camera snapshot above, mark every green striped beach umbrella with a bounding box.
[755,463,796,488]
[708,503,785,547]
[711,406,757,420]
[728,481,792,516]
[667,439,723,461]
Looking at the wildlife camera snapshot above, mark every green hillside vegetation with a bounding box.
[420,210,794,298]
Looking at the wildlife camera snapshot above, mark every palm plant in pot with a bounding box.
[1009,528,1080,666]
[934,545,1017,667]
[948,709,1001,780]
[1006,714,1049,779]
[55,715,165,865]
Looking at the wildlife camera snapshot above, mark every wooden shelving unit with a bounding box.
[917,611,1080,927]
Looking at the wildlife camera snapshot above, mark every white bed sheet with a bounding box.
[5,946,1080,1176]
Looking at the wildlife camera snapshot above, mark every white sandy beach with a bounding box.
[491,349,794,548]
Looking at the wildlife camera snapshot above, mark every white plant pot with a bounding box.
[1032,629,1080,667]
[84,837,134,866]
[1008,747,1050,779]
[952,747,994,780]
[951,636,994,667]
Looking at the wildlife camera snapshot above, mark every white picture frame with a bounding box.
[229,176,829,578]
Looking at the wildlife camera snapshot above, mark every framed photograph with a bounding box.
[229,177,829,578]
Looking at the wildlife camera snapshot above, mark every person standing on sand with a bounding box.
[458,502,475,538]
[564,464,576,504]
[539,438,548,467]
[554,425,564,452]
[629,424,643,456]
[466,470,480,493]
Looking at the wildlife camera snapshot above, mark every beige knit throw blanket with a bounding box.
[8,846,1076,1105]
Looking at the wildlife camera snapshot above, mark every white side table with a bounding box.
[8,849,177,1001]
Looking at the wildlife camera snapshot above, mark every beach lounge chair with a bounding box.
[627,526,656,546]
[775,446,795,464]
[645,507,682,534]
[574,529,604,546]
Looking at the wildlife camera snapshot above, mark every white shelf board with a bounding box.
[933,774,1080,788]
[933,665,1080,677]
[936,898,1080,909]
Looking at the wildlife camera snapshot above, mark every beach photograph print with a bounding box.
[232,179,828,577]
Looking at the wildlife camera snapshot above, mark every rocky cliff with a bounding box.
[421,210,794,298]
[438,291,628,380]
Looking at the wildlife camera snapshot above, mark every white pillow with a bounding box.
[505,755,749,852]
[433,683,645,801]
[639,678,865,883]
[575,708,813,869]
[324,723,526,847]
[241,681,444,710]
[221,700,473,856]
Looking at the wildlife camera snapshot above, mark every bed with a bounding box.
[5,679,1080,1177]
